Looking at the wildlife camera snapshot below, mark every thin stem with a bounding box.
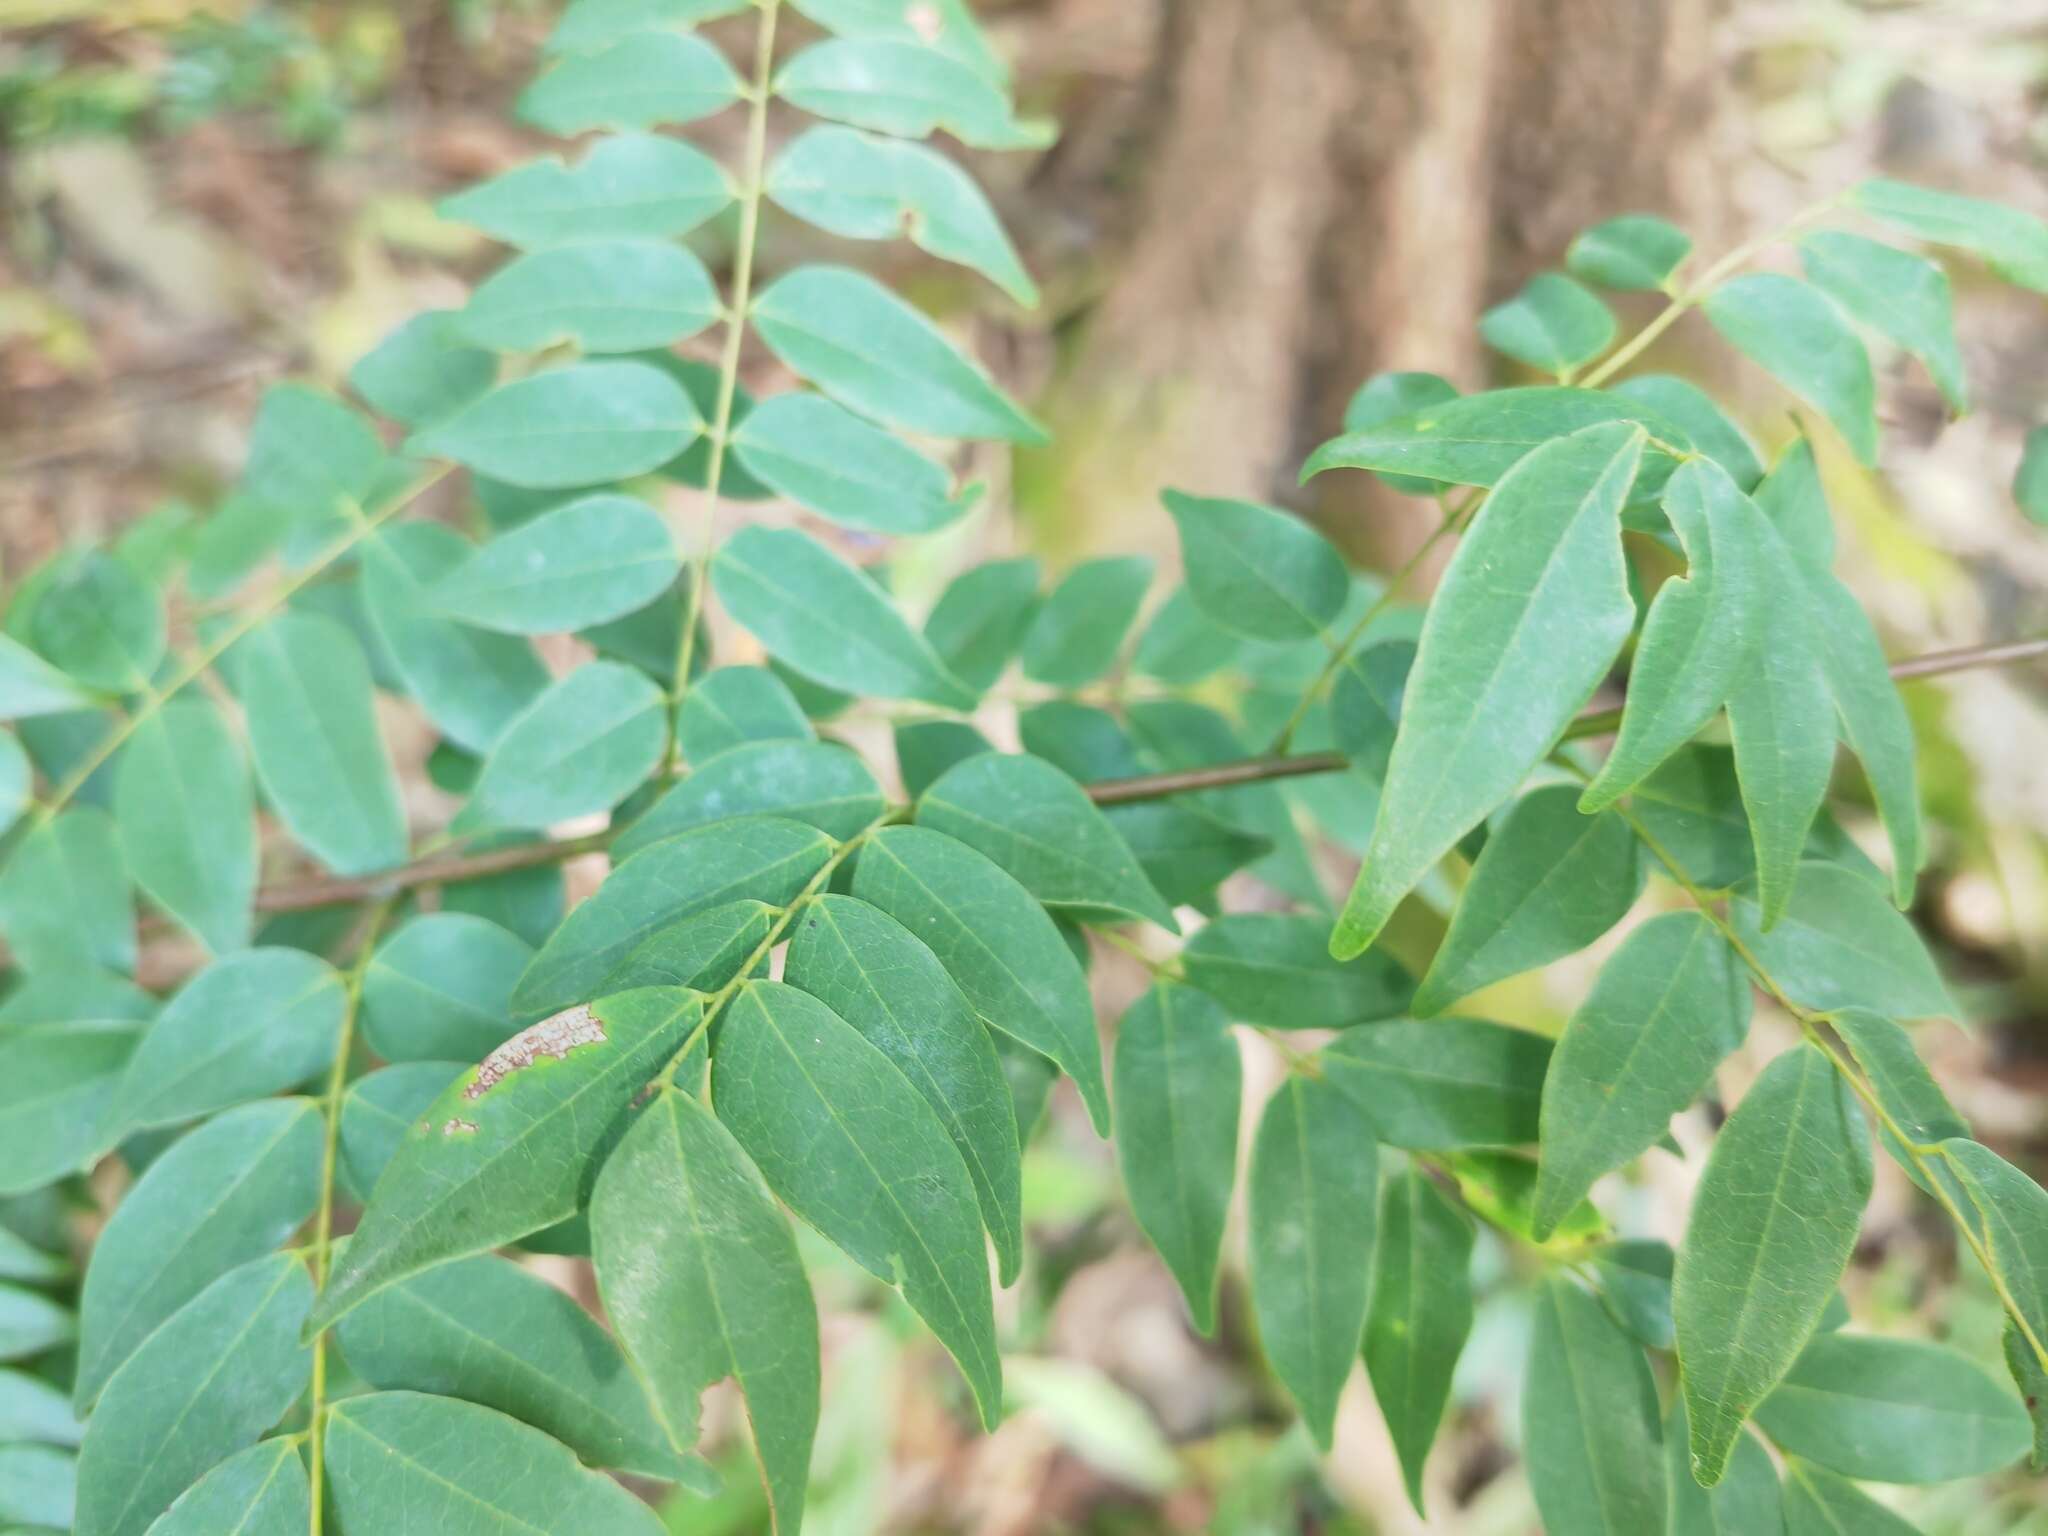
[1096,926,1184,980]
[255,831,613,913]
[668,0,782,741]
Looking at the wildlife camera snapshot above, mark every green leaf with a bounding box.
[410,361,702,490]
[1321,1018,1550,1149]
[469,661,668,831]
[1448,1148,1603,1244]
[1364,1169,1475,1514]
[1783,1460,1922,1536]
[918,752,1178,930]
[1665,1399,1782,1536]
[768,124,1037,305]
[142,1437,307,1536]
[1129,587,1248,684]
[0,1368,82,1447]
[1331,421,1644,958]
[349,309,495,428]
[0,1282,73,1360]
[333,1252,683,1478]
[1164,490,1349,642]
[546,0,748,53]
[237,611,407,877]
[1478,272,1616,375]
[0,1022,137,1197]
[307,988,702,1329]
[1829,1011,1966,1185]
[1675,1042,1873,1486]
[1610,375,1764,490]
[1591,1240,1676,1351]
[1523,1276,1666,1535]
[923,557,1039,694]
[361,524,549,755]
[458,240,720,355]
[440,133,732,248]
[592,1087,816,1534]
[619,740,884,859]
[715,981,1002,1424]
[75,1099,320,1410]
[1534,913,1749,1237]
[676,664,813,761]
[790,0,1004,81]
[601,900,777,998]
[1182,913,1410,1029]
[1851,177,2048,293]
[773,38,1052,151]
[2016,426,2048,526]
[751,266,1045,443]
[324,1391,665,1535]
[1018,555,1152,689]
[1730,863,1953,1018]
[0,808,134,975]
[0,632,97,719]
[0,1229,66,1286]
[73,1253,311,1536]
[361,913,531,1063]
[339,1062,463,1200]
[786,894,1023,1283]
[713,525,975,707]
[1414,785,1644,1015]
[895,720,994,798]
[1756,1333,2030,1483]
[1341,371,1461,496]
[31,552,164,694]
[511,818,832,1020]
[2005,1322,2048,1473]
[1247,1074,1377,1449]
[1940,1137,2048,1436]
[1328,640,1414,784]
[1567,214,1692,292]
[434,495,680,635]
[517,30,742,133]
[107,949,344,1134]
[1581,458,1769,809]
[1800,231,1967,413]
[238,385,394,553]
[732,393,975,536]
[113,698,254,955]
[1704,273,1877,465]
[1112,982,1239,1335]
[853,824,1111,1133]
[0,1440,73,1528]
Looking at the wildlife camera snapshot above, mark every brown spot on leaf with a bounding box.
[465,1005,608,1100]
[441,1117,479,1136]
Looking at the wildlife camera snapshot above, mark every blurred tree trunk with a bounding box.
[1013,0,1726,564]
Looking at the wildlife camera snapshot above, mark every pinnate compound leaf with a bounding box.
[1414,784,1644,1016]
[324,1391,664,1536]
[1019,555,1152,689]
[516,30,742,134]
[469,661,668,831]
[593,1087,817,1533]
[1331,421,1644,958]
[458,241,720,356]
[0,1022,138,1197]
[714,981,1003,1426]
[1112,983,1239,1335]
[1534,913,1749,1237]
[773,38,1052,151]
[142,1436,307,1536]
[1704,273,1878,465]
[1567,214,1692,291]
[1182,912,1410,1029]
[618,740,885,858]
[1675,1042,1873,1486]
[1800,231,1967,413]
[114,697,255,955]
[434,495,680,634]
[1478,272,1616,375]
[1321,1018,1550,1150]
[411,361,702,490]
[1782,1460,1922,1536]
[1730,863,1953,1019]
[923,556,1040,693]
[732,393,977,536]
[1522,1276,1666,1536]
[1851,177,2048,292]
[675,664,814,761]
[1664,1400,1782,1536]
[308,988,703,1330]
[439,133,732,248]
[1364,1169,1475,1514]
[1247,1074,1377,1450]
[1164,489,1349,642]
[360,913,530,1063]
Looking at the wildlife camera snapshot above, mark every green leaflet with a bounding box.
[1610,375,1764,490]
[1331,422,1644,958]
[1533,912,1749,1237]
[852,825,1111,1134]
[458,240,720,355]
[600,900,778,997]
[73,1253,311,1536]
[1019,556,1153,689]
[1328,639,1413,783]
[546,0,749,53]
[732,393,977,536]
[1182,913,1411,1029]
[1941,1137,2048,1434]
[1448,1148,1602,1244]
[675,664,814,761]
[1851,177,2048,293]
[0,632,98,719]
[113,697,254,955]
[1413,785,1644,1016]
[1730,863,1953,1019]
[1581,457,1768,809]
[714,981,1003,1426]
[2017,426,2048,525]
[1800,231,1967,413]
[918,752,1178,931]
[1591,1239,1676,1351]
[1522,1276,1666,1536]
[1704,273,1878,465]
[751,266,1045,443]
[1320,1018,1550,1150]
[1164,489,1349,642]
[713,525,977,708]
[440,133,732,248]
[2006,1322,2048,1473]
[1247,1074,1377,1449]
[339,1063,463,1201]
[1675,1043,1873,1486]
[592,1088,816,1534]
[0,1022,138,1197]
[468,661,668,831]
[1478,272,1616,376]
[142,1438,308,1536]
[617,740,886,858]
[324,1391,665,1536]
[0,966,151,1033]
[1665,1400,1782,1536]
[1364,1169,1475,1514]
[359,913,531,1063]
[922,557,1040,694]
[1341,370,1461,496]
[0,1367,82,1446]
[237,383,397,554]
[1130,587,1249,683]
[74,1099,320,1410]
[333,1252,685,1479]
[1782,1460,1922,1536]
[32,551,164,695]
[1567,214,1692,292]
[236,611,408,878]
[1112,983,1240,1335]
[307,988,702,1329]
[791,0,1005,82]
[895,720,995,798]
[433,495,680,634]
[411,361,703,490]
[0,1440,72,1527]
[0,1229,67,1286]
[1829,1011,1965,1187]
[350,309,495,427]
[516,30,743,134]
[773,38,1052,152]
[0,807,133,975]
[1758,1332,2031,1486]
[0,1282,73,1360]
[106,948,345,1135]
[511,817,832,1021]
[767,125,1038,306]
